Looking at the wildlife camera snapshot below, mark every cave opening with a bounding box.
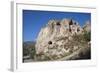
[69,19,73,25]
[77,28,80,32]
[56,22,61,26]
[69,28,72,32]
[48,41,52,45]
[74,22,76,25]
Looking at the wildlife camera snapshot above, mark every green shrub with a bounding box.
[30,48,36,59]
[83,31,91,42]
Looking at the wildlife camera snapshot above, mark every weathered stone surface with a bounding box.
[83,21,91,32]
[35,18,91,61]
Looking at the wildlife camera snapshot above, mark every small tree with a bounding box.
[83,31,91,42]
[30,48,36,59]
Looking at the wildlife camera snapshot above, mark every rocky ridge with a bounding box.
[35,18,91,61]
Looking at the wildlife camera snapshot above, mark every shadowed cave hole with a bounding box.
[69,19,73,25]
[74,22,76,25]
[69,28,72,32]
[48,41,52,45]
[77,28,80,32]
[56,22,61,26]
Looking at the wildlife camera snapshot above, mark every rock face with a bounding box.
[83,21,91,32]
[35,18,91,61]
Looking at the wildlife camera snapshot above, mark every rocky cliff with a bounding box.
[35,18,91,61]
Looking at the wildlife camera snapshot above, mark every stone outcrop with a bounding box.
[35,18,91,61]
[83,21,91,32]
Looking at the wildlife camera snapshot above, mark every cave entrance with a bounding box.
[74,22,76,25]
[77,28,80,32]
[69,28,71,32]
[56,22,61,26]
[69,19,73,25]
[48,41,52,45]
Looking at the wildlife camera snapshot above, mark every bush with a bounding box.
[83,31,91,42]
[30,48,36,59]
[23,41,36,59]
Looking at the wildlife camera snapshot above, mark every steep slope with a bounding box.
[35,18,91,61]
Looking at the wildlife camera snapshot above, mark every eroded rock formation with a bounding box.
[35,18,91,61]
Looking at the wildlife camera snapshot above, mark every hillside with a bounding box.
[35,18,91,61]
